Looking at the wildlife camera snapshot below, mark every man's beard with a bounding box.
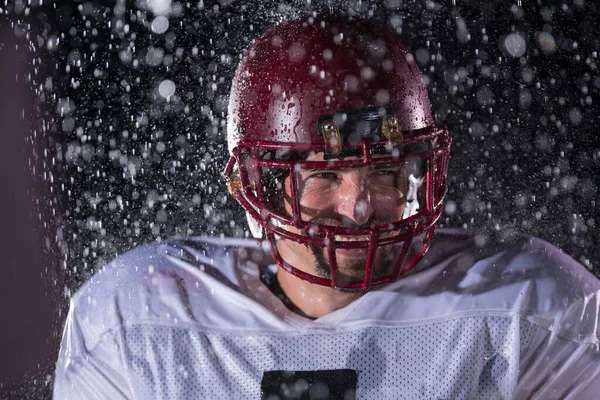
[312,244,398,288]
[306,216,400,292]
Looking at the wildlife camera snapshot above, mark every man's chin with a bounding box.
[312,244,395,284]
[331,262,370,283]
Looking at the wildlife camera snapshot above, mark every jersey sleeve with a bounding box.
[53,298,133,400]
[513,238,600,400]
[516,318,600,399]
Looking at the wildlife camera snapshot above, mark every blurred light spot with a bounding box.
[46,35,59,52]
[476,85,494,106]
[415,48,430,66]
[535,133,555,152]
[61,117,75,133]
[521,67,535,84]
[514,193,528,208]
[288,43,305,62]
[151,16,169,34]
[271,35,282,47]
[361,66,375,80]
[569,107,583,125]
[149,0,172,15]
[159,80,176,98]
[375,89,390,105]
[57,98,76,115]
[469,121,486,137]
[344,75,359,92]
[445,200,457,215]
[503,33,526,57]
[537,32,557,54]
[454,13,470,43]
[119,49,133,64]
[146,47,165,66]
[368,39,387,59]
[474,234,488,247]
[519,88,532,108]
[384,0,402,9]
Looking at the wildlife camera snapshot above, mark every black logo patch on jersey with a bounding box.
[261,369,357,400]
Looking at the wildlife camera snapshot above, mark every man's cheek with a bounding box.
[372,192,404,213]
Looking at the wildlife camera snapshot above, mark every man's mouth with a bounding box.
[332,236,370,258]
[336,247,369,259]
[334,235,370,243]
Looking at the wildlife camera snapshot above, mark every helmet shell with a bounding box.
[227,16,434,153]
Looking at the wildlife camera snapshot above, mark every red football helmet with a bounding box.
[225,16,451,290]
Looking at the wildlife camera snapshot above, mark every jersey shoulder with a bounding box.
[68,236,270,350]
[417,228,600,342]
[428,228,599,294]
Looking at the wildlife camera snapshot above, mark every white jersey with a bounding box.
[53,229,600,399]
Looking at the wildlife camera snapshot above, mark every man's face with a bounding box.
[275,151,408,286]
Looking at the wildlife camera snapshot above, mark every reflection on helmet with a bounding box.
[225,16,451,290]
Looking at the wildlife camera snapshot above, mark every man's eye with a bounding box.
[373,169,398,176]
[309,172,337,180]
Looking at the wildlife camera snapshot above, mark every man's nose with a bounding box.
[334,175,374,226]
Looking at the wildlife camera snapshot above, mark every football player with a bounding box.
[54,16,600,399]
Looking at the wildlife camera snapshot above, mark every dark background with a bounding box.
[1,0,599,398]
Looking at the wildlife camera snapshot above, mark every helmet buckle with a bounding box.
[382,114,403,148]
[321,119,342,155]
[226,169,242,195]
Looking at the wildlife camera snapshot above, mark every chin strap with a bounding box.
[259,265,315,320]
